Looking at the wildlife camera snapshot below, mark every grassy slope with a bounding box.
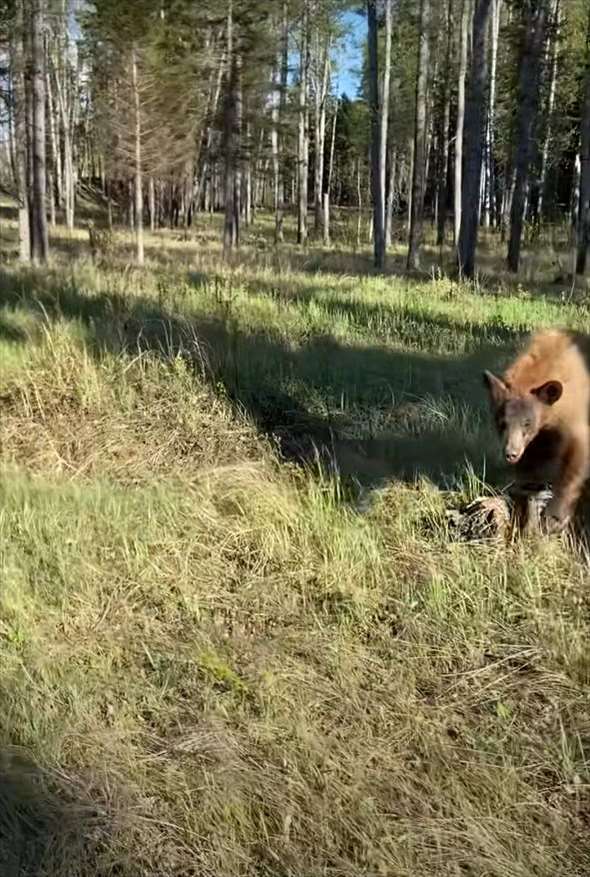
[1,215,590,875]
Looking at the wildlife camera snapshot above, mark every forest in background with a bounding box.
[0,0,589,279]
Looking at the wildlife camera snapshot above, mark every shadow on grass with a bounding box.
[0,750,112,876]
[0,266,524,492]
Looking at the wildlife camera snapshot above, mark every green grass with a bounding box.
[2,211,590,875]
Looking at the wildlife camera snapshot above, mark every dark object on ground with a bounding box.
[447,483,554,541]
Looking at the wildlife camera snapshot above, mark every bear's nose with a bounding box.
[505,450,520,463]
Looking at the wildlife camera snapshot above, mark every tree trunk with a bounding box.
[195,46,226,213]
[279,0,289,207]
[244,121,252,227]
[106,179,113,230]
[131,45,144,265]
[12,0,30,261]
[407,0,431,270]
[458,0,493,278]
[380,0,392,236]
[356,158,363,249]
[385,148,397,248]
[454,0,470,246]
[367,0,385,268]
[271,57,282,241]
[149,176,156,232]
[437,0,454,246]
[30,0,49,262]
[324,97,338,246]
[538,0,560,224]
[507,0,549,273]
[406,138,414,237]
[297,1,310,246]
[484,0,502,228]
[223,1,242,255]
[576,5,590,275]
[313,32,330,232]
[52,2,75,231]
[45,42,57,228]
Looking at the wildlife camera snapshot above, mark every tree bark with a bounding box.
[223,1,242,255]
[131,45,144,265]
[507,0,549,273]
[324,97,338,246]
[538,0,560,224]
[367,0,385,268]
[279,0,289,207]
[45,39,57,228]
[313,33,330,232]
[454,0,470,246]
[380,0,392,235]
[297,0,310,246]
[407,0,431,270]
[356,157,363,249]
[484,0,502,228]
[12,0,30,261]
[458,0,493,278]
[52,1,75,231]
[30,0,49,262]
[385,147,397,248]
[271,56,282,241]
[149,175,156,232]
[576,5,590,275]
[437,0,454,246]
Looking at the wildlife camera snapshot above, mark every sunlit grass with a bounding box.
[1,210,590,875]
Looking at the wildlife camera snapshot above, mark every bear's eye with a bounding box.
[523,419,531,430]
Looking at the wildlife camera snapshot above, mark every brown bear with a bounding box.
[483,329,590,533]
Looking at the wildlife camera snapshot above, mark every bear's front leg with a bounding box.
[542,429,589,533]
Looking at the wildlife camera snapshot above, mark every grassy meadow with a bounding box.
[2,205,590,876]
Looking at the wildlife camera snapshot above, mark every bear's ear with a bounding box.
[532,380,563,406]
[483,370,508,407]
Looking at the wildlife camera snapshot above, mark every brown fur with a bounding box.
[484,329,590,532]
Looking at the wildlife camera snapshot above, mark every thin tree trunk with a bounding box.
[30,0,48,262]
[314,33,330,231]
[223,1,242,255]
[45,43,57,227]
[507,0,548,272]
[271,57,282,241]
[356,158,362,249]
[131,45,144,265]
[368,0,385,268]
[106,178,113,230]
[458,0,493,278]
[407,0,431,270]
[52,2,75,231]
[12,0,30,261]
[279,0,289,206]
[437,0,454,246]
[297,0,310,246]
[576,5,590,275]
[244,121,252,227]
[454,0,470,246]
[324,97,338,246]
[380,0,392,235]
[484,0,501,228]
[538,0,560,223]
[406,138,414,237]
[385,147,397,247]
[149,175,156,232]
